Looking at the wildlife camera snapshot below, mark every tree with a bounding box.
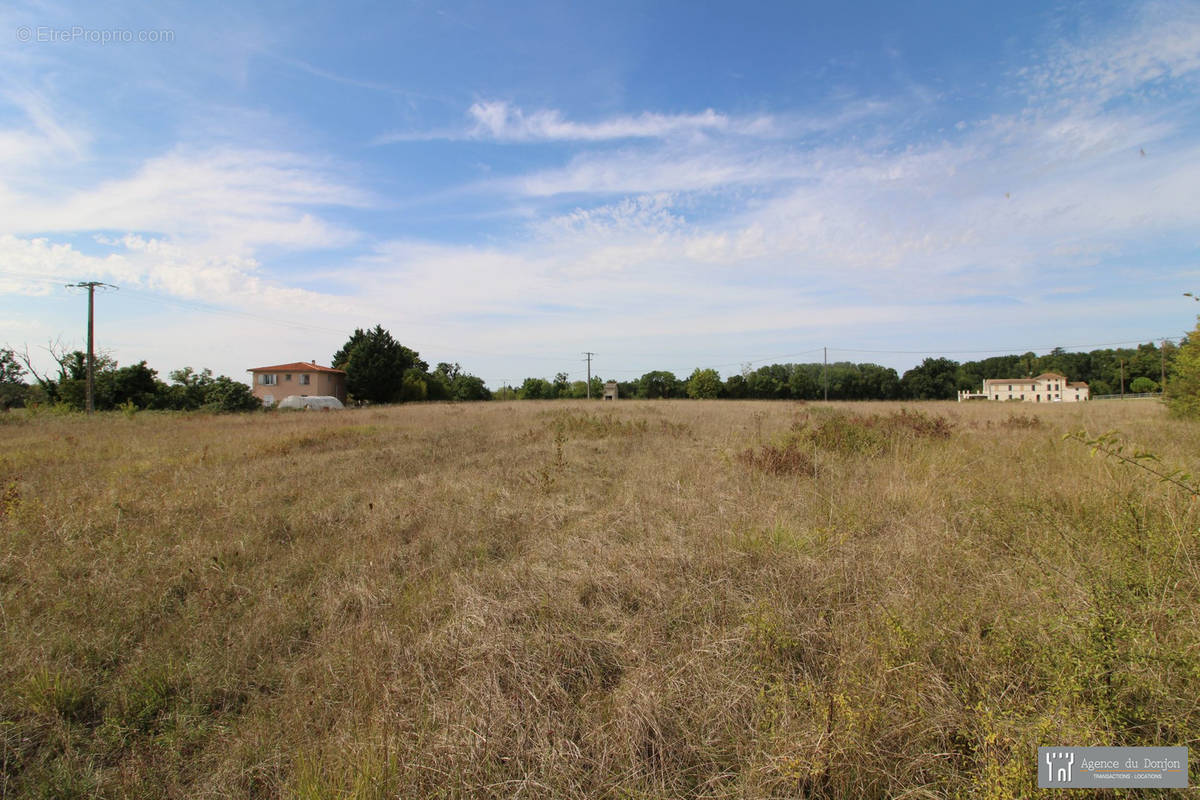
[686,368,722,399]
[518,377,551,399]
[400,368,428,402]
[332,325,426,404]
[450,374,491,401]
[1129,377,1158,394]
[901,358,960,400]
[431,362,491,401]
[202,376,261,412]
[1167,318,1200,418]
[104,361,160,409]
[638,370,680,399]
[0,348,26,409]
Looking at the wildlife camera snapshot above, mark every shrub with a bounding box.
[737,438,817,475]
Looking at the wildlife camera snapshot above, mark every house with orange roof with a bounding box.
[958,372,1089,403]
[247,361,347,406]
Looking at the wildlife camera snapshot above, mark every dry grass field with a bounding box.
[1,399,1198,798]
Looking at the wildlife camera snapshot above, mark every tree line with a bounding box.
[513,341,1181,401]
[0,331,1187,412]
[0,346,261,412]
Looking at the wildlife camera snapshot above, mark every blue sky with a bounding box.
[1,0,1198,387]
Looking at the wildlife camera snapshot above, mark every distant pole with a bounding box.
[1161,340,1167,394]
[823,347,828,402]
[583,352,595,399]
[68,281,117,415]
[86,285,94,413]
[1120,358,1125,397]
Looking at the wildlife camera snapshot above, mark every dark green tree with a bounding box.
[901,357,961,400]
[724,374,748,398]
[0,348,26,409]
[518,377,551,399]
[201,375,261,412]
[332,325,426,404]
[638,370,680,399]
[103,361,160,408]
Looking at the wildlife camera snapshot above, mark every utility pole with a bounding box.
[823,347,828,402]
[1161,340,1167,395]
[1119,358,1125,398]
[67,281,117,414]
[583,352,595,399]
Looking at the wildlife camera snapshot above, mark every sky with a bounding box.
[1,0,1199,388]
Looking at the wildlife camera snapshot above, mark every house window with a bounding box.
[285,374,292,382]
[259,374,277,385]
[299,374,311,385]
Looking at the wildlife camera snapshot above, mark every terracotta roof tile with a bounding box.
[247,361,345,374]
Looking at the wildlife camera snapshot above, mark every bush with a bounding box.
[202,376,261,412]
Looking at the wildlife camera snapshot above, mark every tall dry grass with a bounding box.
[1,399,1197,798]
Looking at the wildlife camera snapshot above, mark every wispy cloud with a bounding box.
[463,100,775,141]
[376,98,893,145]
[0,146,367,251]
[0,84,90,167]
[1019,2,1200,104]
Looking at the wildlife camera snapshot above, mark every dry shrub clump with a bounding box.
[736,439,817,475]
[776,407,954,458]
[997,411,1043,429]
[1,398,1198,798]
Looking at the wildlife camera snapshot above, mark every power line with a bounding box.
[829,337,1181,355]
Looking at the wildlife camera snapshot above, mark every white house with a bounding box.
[958,372,1089,403]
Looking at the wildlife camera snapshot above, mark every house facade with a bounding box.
[247,361,347,406]
[958,372,1089,403]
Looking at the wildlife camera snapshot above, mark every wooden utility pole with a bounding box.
[1119,358,1125,397]
[1161,340,1167,395]
[583,352,595,399]
[68,281,117,414]
[823,347,828,402]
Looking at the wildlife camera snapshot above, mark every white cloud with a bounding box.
[464,100,776,142]
[1021,2,1200,104]
[0,146,367,253]
[377,98,891,146]
[0,85,90,167]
